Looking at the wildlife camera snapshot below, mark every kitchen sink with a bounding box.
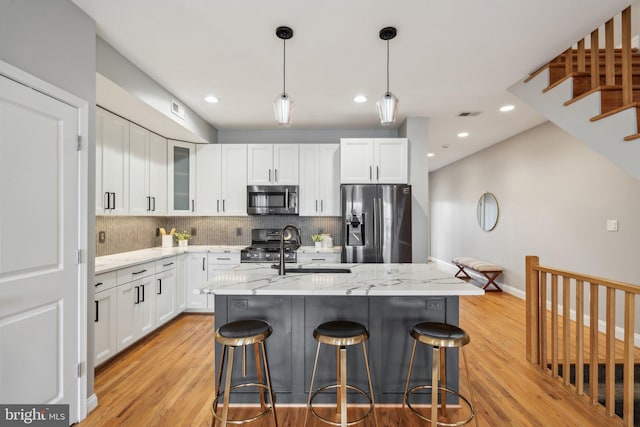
[271,265,351,274]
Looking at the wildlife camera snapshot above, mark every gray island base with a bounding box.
[201,263,483,404]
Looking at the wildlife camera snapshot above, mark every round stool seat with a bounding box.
[313,320,368,346]
[411,322,470,348]
[216,319,272,346]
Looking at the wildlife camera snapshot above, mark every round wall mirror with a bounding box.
[477,193,499,231]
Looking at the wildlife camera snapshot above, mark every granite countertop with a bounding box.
[95,245,245,274]
[200,263,484,296]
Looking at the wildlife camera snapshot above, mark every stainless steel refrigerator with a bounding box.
[341,184,412,263]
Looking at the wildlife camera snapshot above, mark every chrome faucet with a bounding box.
[278,224,301,275]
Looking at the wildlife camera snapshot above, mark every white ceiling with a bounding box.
[72,0,631,170]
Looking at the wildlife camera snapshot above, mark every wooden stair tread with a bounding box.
[590,102,639,122]
[542,72,588,92]
[623,133,640,141]
[563,85,640,106]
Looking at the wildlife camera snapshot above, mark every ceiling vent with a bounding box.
[458,112,481,117]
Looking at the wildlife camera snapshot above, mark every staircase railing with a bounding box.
[526,256,639,426]
[525,6,639,139]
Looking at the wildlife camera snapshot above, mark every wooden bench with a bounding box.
[452,257,503,291]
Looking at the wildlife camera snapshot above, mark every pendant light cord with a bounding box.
[283,39,287,95]
[386,39,390,94]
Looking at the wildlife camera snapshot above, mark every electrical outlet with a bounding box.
[607,219,618,232]
[98,231,106,243]
[191,227,197,236]
[236,227,243,236]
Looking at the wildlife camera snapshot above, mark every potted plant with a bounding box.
[311,234,323,249]
[174,231,191,247]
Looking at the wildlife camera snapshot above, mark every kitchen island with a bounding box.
[199,263,483,404]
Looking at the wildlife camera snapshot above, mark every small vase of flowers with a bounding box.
[311,234,323,249]
[175,231,191,247]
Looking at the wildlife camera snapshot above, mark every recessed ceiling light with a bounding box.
[427,153,435,157]
[204,95,219,103]
[353,95,368,103]
[457,131,469,138]
[499,105,515,112]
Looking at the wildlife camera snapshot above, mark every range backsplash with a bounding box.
[96,215,343,257]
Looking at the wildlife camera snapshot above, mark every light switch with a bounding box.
[607,220,618,232]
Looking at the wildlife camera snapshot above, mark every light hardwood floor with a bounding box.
[79,292,629,426]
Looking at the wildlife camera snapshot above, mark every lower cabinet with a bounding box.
[94,254,186,366]
[186,252,210,312]
[297,252,341,264]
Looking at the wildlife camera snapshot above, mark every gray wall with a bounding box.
[97,37,218,144]
[430,121,640,330]
[0,0,97,404]
[399,117,429,262]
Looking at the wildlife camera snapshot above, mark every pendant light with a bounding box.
[376,27,399,126]
[274,26,294,127]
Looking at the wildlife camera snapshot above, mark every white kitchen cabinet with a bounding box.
[149,132,168,215]
[195,144,247,215]
[186,252,210,312]
[340,138,408,184]
[96,107,129,214]
[168,140,196,215]
[94,271,117,366]
[176,254,187,312]
[247,144,298,185]
[116,274,156,351]
[299,144,340,216]
[155,257,177,327]
[129,123,150,215]
[297,252,342,264]
[207,252,241,311]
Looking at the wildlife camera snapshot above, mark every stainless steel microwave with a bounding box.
[247,185,298,215]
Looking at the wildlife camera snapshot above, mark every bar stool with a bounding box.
[305,321,378,427]
[212,319,277,427]
[402,322,476,427]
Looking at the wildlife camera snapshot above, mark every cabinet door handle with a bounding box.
[275,168,278,182]
[95,282,103,288]
[377,166,379,181]
[223,199,226,212]
[152,197,156,212]
[132,269,147,275]
[191,199,195,212]
[217,257,231,261]
[268,169,272,182]
[369,166,372,181]
[104,192,110,210]
[95,300,99,322]
[157,278,162,295]
[217,200,220,212]
[202,257,206,271]
[321,200,324,212]
[311,258,326,261]
[134,286,140,304]
[111,193,116,210]
[140,284,145,302]
[315,200,318,212]
[163,262,174,267]
[147,196,151,212]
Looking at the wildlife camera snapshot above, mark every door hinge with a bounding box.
[77,362,84,378]
[77,249,82,265]
[77,135,82,151]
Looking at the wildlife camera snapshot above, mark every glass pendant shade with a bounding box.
[273,93,293,127]
[376,92,399,126]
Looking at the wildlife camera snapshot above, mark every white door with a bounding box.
[195,144,222,215]
[298,144,319,215]
[94,287,117,366]
[155,269,176,326]
[318,143,340,215]
[340,138,374,183]
[273,144,299,184]
[186,253,209,311]
[247,144,273,184]
[148,133,167,215]
[168,140,196,215]
[0,75,79,416]
[129,123,150,215]
[101,109,129,214]
[221,144,247,215]
[375,138,408,183]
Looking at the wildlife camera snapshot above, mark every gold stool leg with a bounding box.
[336,346,341,416]
[440,349,447,417]
[304,341,322,426]
[213,344,227,427]
[221,346,235,426]
[402,338,418,409]
[254,343,266,411]
[260,341,278,427]
[361,341,378,427]
[339,346,347,427]
[431,346,439,427]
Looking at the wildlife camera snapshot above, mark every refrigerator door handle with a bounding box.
[378,197,384,261]
[373,197,379,260]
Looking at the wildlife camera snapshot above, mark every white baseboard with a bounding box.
[430,257,640,347]
[87,393,98,414]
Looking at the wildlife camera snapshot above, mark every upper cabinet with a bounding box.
[340,138,408,184]
[96,107,130,215]
[129,124,168,216]
[195,144,247,216]
[168,140,196,215]
[247,144,299,185]
[299,144,340,216]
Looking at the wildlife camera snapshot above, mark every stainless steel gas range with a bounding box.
[240,228,299,263]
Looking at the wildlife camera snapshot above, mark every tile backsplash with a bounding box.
[96,215,343,256]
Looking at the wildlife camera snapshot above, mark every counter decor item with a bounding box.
[174,231,191,247]
[320,234,333,248]
[160,227,176,248]
[311,234,323,249]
